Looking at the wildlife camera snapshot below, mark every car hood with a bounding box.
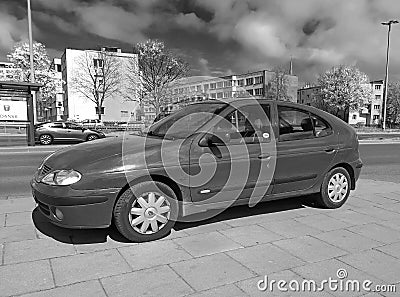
[44,135,188,172]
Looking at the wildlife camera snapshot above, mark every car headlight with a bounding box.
[41,169,82,186]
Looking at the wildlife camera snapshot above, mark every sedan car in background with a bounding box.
[34,121,106,145]
[31,99,362,242]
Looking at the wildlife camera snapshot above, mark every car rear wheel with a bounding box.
[316,167,351,208]
[87,134,98,141]
[113,181,178,242]
[39,134,53,145]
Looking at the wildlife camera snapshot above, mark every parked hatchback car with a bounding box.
[35,121,106,145]
[31,99,362,242]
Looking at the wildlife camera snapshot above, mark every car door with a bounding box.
[64,122,85,141]
[189,103,275,205]
[46,122,64,140]
[272,104,338,194]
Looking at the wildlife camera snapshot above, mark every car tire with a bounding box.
[39,134,53,145]
[86,134,99,141]
[316,167,351,208]
[113,181,179,242]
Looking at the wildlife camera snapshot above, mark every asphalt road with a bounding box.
[0,142,399,197]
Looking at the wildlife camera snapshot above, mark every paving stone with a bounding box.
[227,243,305,275]
[159,229,190,240]
[379,203,400,214]
[182,221,232,236]
[339,250,400,284]
[0,225,37,243]
[273,236,347,263]
[4,238,76,264]
[225,211,302,228]
[362,194,400,205]
[220,224,282,247]
[101,265,193,297]
[74,239,135,254]
[236,270,333,297]
[314,229,383,253]
[170,253,254,291]
[259,218,321,238]
[118,240,192,271]
[353,206,400,222]
[376,220,400,232]
[0,243,3,265]
[0,260,54,296]
[325,209,380,225]
[295,214,352,232]
[187,284,247,297]
[347,197,380,208]
[376,192,400,201]
[374,242,400,259]
[173,231,242,257]
[5,211,33,227]
[19,280,107,297]
[293,258,386,297]
[0,198,36,214]
[51,249,131,286]
[347,223,400,244]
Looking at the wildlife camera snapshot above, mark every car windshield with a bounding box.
[146,103,227,139]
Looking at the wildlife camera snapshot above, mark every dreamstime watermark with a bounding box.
[257,269,397,293]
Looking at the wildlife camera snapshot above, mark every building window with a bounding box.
[217,92,223,98]
[254,76,264,84]
[352,115,357,120]
[203,84,209,91]
[374,105,380,110]
[237,79,244,87]
[93,58,104,68]
[375,85,381,90]
[217,81,223,88]
[196,85,202,92]
[210,93,217,99]
[223,81,231,88]
[56,64,61,72]
[373,115,379,120]
[375,95,381,100]
[210,83,216,90]
[254,88,263,96]
[246,78,253,86]
[247,89,254,95]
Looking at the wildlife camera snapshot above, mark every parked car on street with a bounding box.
[31,99,362,242]
[34,121,106,145]
[81,119,104,128]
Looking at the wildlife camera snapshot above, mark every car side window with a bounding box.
[311,114,332,138]
[211,104,271,145]
[49,123,63,129]
[66,123,82,130]
[278,106,314,141]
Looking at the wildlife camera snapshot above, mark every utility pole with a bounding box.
[27,0,36,145]
[381,20,398,130]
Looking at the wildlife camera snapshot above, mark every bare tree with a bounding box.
[71,50,122,120]
[126,39,189,114]
[265,66,292,101]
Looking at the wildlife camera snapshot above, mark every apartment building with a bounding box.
[61,47,139,122]
[297,80,384,126]
[45,58,64,121]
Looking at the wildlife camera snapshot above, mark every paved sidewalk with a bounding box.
[1,179,400,296]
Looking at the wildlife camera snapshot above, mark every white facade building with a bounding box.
[61,47,139,122]
[0,62,22,82]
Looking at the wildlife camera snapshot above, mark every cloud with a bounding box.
[0,11,29,58]
[175,13,206,30]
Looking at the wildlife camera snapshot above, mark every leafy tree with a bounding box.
[317,65,372,120]
[7,41,58,102]
[386,81,400,126]
[265,66,292,101]
[127,39,189,114]
[71,50,122,120]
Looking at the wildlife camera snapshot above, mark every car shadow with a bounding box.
[31,195,319,245]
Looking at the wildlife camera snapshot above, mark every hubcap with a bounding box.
[40,135,51,144]
[327,173,348,202]
[128,192,171,235]
[88,135,97,141]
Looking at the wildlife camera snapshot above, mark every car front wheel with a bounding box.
[87,134,99,141]
[316,167,351,208]
[39,134,53,145]
[113,181,178,242]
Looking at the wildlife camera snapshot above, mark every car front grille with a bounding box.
[41,164,52,176]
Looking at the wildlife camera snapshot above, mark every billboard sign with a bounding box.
[0,100,28,121]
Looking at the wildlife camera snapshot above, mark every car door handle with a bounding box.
[325,147,336,153]
[258,154,271,159]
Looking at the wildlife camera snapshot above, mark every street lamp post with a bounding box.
[381,20,398,130]
[27,0,35,83]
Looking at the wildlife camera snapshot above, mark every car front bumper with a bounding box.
[31,179,120,229]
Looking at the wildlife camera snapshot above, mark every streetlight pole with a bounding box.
[27,0,36,145]
[27,0,35,83]
[381,20,398,130]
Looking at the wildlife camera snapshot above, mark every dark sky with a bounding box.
[1,0,400,83]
